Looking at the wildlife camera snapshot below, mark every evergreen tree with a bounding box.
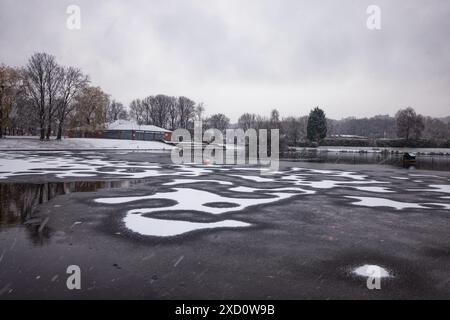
[307,107,327,143]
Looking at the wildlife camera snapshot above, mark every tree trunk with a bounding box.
[40,111,45,140]
[40,87,45,140]
[46,122,51,140]
[40,127,45,140]
[57,121,63,140]
[46,102,52,140]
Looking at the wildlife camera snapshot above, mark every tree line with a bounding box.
[0,53,107,140]
[234,107,449,147]
[1,52,449,145]
[0,53,207,139]
[128,96,204,129]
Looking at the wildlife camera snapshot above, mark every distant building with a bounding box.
[104,120,172,141]
[69,120,172,141]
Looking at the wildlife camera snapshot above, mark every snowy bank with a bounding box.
[0,137,174,150]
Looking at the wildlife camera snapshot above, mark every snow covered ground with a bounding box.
[0,136,174,150]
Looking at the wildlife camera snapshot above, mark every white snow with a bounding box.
[352,265,391,278]
[95,188,299,215]
[406,185,450,194]
[124,215,250,237]
[0,137,173,150]
[107,120,170,133]
[96,184,313,237]
[163,179,233,186]
[423,185,450,194]
[332,172,368,180]
[350,186,394,193]
[0,154,173,179]
[229,186,315,194]
[281,175,384,189]
[345,196,427,210]
[230,175,276,182]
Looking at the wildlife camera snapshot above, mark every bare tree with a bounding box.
[130,95,196,129]
[141,96,153,125]
[177,96,196,128]
[270,109,281,129]
[423,117,450,140]
[129,99,144,124]
[194,102,205,122]
[23,53,48,140]
[69,86,109,137]
[238,113,257,131]
[106,100,128,123]
[395,107,425,139]
[168,100,178,130]
[55,67,89,139]
[205,113,230,132]
[0,65,21,138]
[44,55,63,139]
[282,116,304,146]
[9,92,37,136]
[149,95,174,128]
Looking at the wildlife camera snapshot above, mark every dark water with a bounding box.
[282,150,450,171]
[0,180,150,245]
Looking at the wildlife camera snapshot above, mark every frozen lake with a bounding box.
[0,151,450,299]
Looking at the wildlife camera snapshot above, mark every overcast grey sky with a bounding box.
[1,0,449,121]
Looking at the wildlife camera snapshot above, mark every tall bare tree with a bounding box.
[23,53,48,140]
[395,107,425,139]
[0,65,21,138]
[177,96,196,128]
[129,99,144,124]
[106,100,128,123]
[141,96,153,125]
[205,113,230,132]
[238,113,257,131]
[168,100,178,130]
[56,67,89,139]
[149,95,174,128]
[44,55,63,139]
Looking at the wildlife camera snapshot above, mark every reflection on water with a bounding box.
[0,180,148,244]
[283,149,450,171]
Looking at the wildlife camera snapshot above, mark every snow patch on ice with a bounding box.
[123,215,250,237]
[352,265,391,278]
[230,175,276,182]
[164,179,233,186]
[350,186,394,193]
[406,184,450,194]
[345,196,427,210]
[229,186,315,194]
[96,188,300,215]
